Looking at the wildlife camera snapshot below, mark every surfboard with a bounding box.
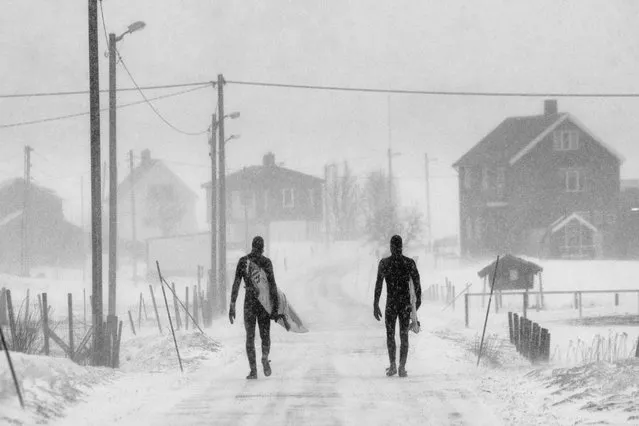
[408,277,420,334]
[247,260,308,333]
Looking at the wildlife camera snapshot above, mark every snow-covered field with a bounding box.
[1,242,639,425]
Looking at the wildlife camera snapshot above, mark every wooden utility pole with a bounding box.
[129,150,137,280]
[217,74,227,314]
[88,0,104,366]
[209,114,218,322]
[108,32,118,322]
[21,145,32,277]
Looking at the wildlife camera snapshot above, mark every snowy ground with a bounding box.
[2,243,639,425]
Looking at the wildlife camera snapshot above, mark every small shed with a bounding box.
[477,254,543,291]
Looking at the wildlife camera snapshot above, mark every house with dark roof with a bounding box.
[453,100,624,259]
[0,178,84,274]
[112,149,198,243]
[202,152,324,249]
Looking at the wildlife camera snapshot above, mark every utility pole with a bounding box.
[424,153,432,253]
[88,0,104,366]
[217,74,227,314]
[107,33,118,325]
[209,114,218,322]
[129,150,137,280]
[21,145,32,277]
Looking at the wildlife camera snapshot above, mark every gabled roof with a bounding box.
[550,212,597,234]
[453,113,564,168]
[118,160,196,199]
[453,112,624,169]
[202,165,323,188]
[477,254,542,278]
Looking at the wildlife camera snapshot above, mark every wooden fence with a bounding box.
[508,311,551,363]
[463,288,639,327]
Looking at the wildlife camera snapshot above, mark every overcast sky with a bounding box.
[2,1,639,239]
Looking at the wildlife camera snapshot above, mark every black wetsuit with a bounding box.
[231,251,279,371]
[374,252,421,368]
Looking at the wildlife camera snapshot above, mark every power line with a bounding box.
[116,52,210,136]
[6,78,639,101]
[0,84,210,129]
[0,81,214,100]
[226,79,639,98]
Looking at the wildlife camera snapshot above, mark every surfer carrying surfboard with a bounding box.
[229,236,279,380]
[373,235,422,378]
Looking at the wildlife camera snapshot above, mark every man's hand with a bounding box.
[229,303,236,324]
[373,304,382,321]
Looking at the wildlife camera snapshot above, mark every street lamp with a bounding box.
[107,21,146,337]
[208,113,239,322]
[225,134,240,144]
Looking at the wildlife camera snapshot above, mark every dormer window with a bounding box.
[553,130,579,151]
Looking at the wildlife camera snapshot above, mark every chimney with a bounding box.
[263,152,276,167]
[544,99,558,116]
[141,149,151,164]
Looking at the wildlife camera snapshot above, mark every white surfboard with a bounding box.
[408,277,420,334]
[247,260,308,333]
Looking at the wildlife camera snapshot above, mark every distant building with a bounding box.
[112,149,198,242]
[202,152,324,249]
[0,178,84,274]
[453,100,624,259]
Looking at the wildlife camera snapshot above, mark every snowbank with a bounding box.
[0,352,115,425]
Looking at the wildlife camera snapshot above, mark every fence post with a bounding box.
[464,293,469,328]
[6,290,16,348]
[149,285,162,334]
[523,292,528,319]
[494,291,499,314]
[0,288,7,326]
[452,285,456,311]
[578,292,583,318]
[615,293,619,307]
[522,319,530,360]
[185,286,189,331]
[531,322,540,363]
[508,312,513,343]
[546,332,552,362]
[25,289,30,323]
[171,283,182,330]
[513,313,520,352]
[128,310,136,336]
[42,293,50,355]
[540,328,549,362]
[193,285,199,325]
[574,292,578,310]
[138,293,143,329]
[68,293,75,358]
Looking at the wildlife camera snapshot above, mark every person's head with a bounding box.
[251,236,265,254]
[390,235,402,256]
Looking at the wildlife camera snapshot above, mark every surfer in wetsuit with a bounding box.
[229,236,279,379]
[373,235,422,378]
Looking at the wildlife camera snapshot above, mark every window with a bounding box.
[481,167,505,192]
[553,130,579,151]
[605,212,617,225]
[282,188,295,209]
[509,269,519,281]
[565,169,584,192]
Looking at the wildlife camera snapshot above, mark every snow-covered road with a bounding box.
[54,256,506,426]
